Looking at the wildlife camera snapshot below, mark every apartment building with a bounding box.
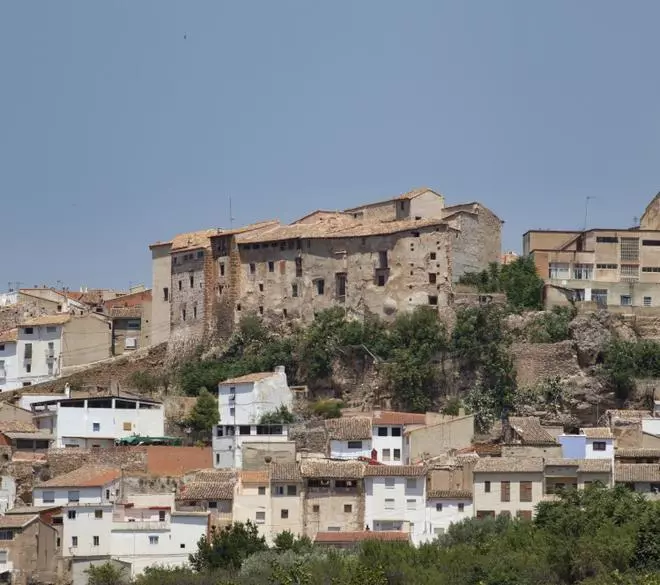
[151,188,502,341]
[326,417,373,460]
[213,422,293,469]
[31,393,164,448]
[268,463,304,540]
[232,470,271,541]
[558,428,615,460]
[364,465,427,540]
[425,489,473,538]
[0,329,18,391]
[524,192,660,308]
[176,469,235,530]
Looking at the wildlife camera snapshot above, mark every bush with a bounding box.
[311,399,343,419]
[526,307,575,343]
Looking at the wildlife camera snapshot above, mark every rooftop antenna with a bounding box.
[229,195,235,229]
[583,196,595,231]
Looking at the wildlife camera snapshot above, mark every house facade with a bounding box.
[212,423,292,469]
[558,428,615,460]
[425,489,473,539]
[0,329,19,392]
[326,417,373,460]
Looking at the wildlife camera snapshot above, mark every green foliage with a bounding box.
[189,521,268,573]
[273,531,313,554]
[311,399,343,419]
[186,388,219,438]
[129,371,162,394]
[259,406,295,425]
[526,306,575,343]
[86,563,129,585]
[459,257,544,311]
[441,396,462,416]
[601,339,660,400]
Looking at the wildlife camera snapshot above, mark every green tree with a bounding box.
[273,531,313,554]
[186,388,219,440]
[189,521,267,572]
[260,406,296,425]
[86,562,129,585]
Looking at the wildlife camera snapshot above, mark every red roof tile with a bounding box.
[372,411,426,426]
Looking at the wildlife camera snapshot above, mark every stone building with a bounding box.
[524,192,660,309]
[150,188,502,342]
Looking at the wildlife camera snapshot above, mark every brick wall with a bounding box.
[145,446,212,476]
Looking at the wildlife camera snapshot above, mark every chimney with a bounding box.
[274,366,285,374]
[64,383,71,399]
[458,408,465,417]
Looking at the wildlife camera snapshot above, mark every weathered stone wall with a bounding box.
[122,474,181,494]
[46,447,147,477]
[0,299,58,332]
[242,442,296,470]
[237,226,453,323]
[513,340,581,387]
[170,248,207,342]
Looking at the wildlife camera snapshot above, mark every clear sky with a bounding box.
[2,1,660,291]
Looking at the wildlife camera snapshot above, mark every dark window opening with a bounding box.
[259,283,264,292]
[430,252,436,260]
[292,283,298,298]
[336,273,347,301]
[643,240,660,246]
[259,306,264,315]
[249,263,256,274]
[597,236,618,243]
[220,263,225,276]
[316,279,325,295]
[295,257,303,277]
[268,261,275,272]
[378,251,388,269]
[429,273,437,284]
[163,287,169,301]
[428,295,438,306]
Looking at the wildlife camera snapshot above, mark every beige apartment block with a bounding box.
[404,412,474,464]
[269,462,304,539]
[151,188,502,342]
[232,470,271,541]
[300,459,365,540]
[524,192,660,309]
[149,241,172,345]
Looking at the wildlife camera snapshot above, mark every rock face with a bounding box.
[512,340,581,387]
[569,311,636,368]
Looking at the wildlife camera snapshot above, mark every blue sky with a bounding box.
[2,1,660,290]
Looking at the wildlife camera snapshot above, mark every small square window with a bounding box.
[377,427,388,437]
[644,296,652,307]
[384,499,395,510]
[620,295,632,306]
[393,449,401,461]
[315,279,325,295]
[180,543,185,548]
[385,478,395,489]
[312,505,320,513]
[382,448,391,461]
[92,423,100,432]
[347,440,362,449]
[42,491,54,504]
[485,481,491,493]
[229,407,235,417]
[268,261,275,272]
[391,426,401,437]
[93,536,100,547]
[406,478,416,490]
[149,536,159,545]
[281,509,289,519]
[458,503,465,512]
[344,504,352,513]
[287,485,297,496]
[68,491,80,503]
[428,273,437,284]
[430,252,437,260]
[255,511,266,524]
[436,503,443,512]
[67,510,76,520]
[258,486,266,495]
[593,441,607,451]
[24,328,33,335]
[428,295,438,306]
[71,536,78,547]
[46,326,56,333]
[94,510,103,519]
[159,510,166,522]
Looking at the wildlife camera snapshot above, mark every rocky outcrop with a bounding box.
[569,311,635,367]
[512,340,581,387]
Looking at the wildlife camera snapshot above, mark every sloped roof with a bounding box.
[427,489,472,499]
[325,417,372,441]
[269,462,302,482]
[177,481,233,501]
[344,188,442,211]
[240,470,269,484]
[616,448,660,458]
[615,464,660,483]
[315,530,410,543]
[170,229,217,252]
[38,466,121,488]
[219,372,276,385]
[474,457,544,473]
[507,417,558,446]
[20,314,70,327]
[0,420,38,433]
[0,329,17,343]
[581,427,614,439]
[372,411,426,426]
[364,465,426,477]
[0,514,39,529]
[544,459,611,473]
[300,459,365,479]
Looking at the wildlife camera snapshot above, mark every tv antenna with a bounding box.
[583,196,596,231]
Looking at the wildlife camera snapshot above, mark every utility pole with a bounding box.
[583,196,595,231]
[229,195,235,229]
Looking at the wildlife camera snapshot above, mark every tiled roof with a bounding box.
[364,465,426,477]
[315,531,410,544]
[209,220,281,239]
[291,210,354,225]
[461,443,503,457]
[240,470,269,484]
[300,459,365,479]
[236,217,451,244]
[507,417,558,446]
[616,448,660,458]
[325,417,372,441]
[107,307,143,319]
[190,469,237,483]
[0,514,38,529]
[581,427,613,439]
[544,459,612,473]
[427,489,472,499]
[615,464,660,483]
[0,420,38,433]
[606,410,651,422]
[372,411,426,426]
[0,329,17,343]
[170,229,217,252]
[38,465,121,488]
[20,314,70,327]
[177,481,233,501]
[219,372,275,385]
[395,188,437,201]
[5,506,60,515]
[269,463,302,482]
[474,457,544,473]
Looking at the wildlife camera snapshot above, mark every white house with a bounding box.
[326,417,372,460]
[32,466,121,559]
[15,315,68,387]
[424,489,473,539]
[558,428,615,460]
[31,394,165,448]
[218,367,292,426]
[371,411,426,465]
[0,329,19,392]
[213,423,291,468]
[364,465,427,542]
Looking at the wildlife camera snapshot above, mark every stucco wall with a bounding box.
[406,415,474,464]
[473,472,543,517]
[150,245,172,345]
[62,315,112,368]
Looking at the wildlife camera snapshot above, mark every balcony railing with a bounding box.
[112,521,169,531]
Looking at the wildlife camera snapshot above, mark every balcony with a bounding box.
[112,520,169,531]
[44,350,56,361]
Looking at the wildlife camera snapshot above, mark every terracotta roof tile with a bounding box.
[291,211,354,225]
[544,459,612,473]
[315,531,410,544]
[39,465,121,488]
[240,470,269,484]
[325,417,372,441]
[300,459,365,479]
[427,489,472,499]
[474,457,544,474]
[269,463,302,482]
[0,329,17,343]
[372,411,426,426]
[177,481,233,501]
[190,469,237,483]
[364,465,426,477]
[581,427,613,439]
[615,464,660,483]
[170,229,217,252]
[606,410,651,422]
[0,514,39,529]
[219,372,276,385]
[0,420,38,433]
[616,448,660,459]
[507,417,558,446]
[20,314,70,327]
[107,307,143,319]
